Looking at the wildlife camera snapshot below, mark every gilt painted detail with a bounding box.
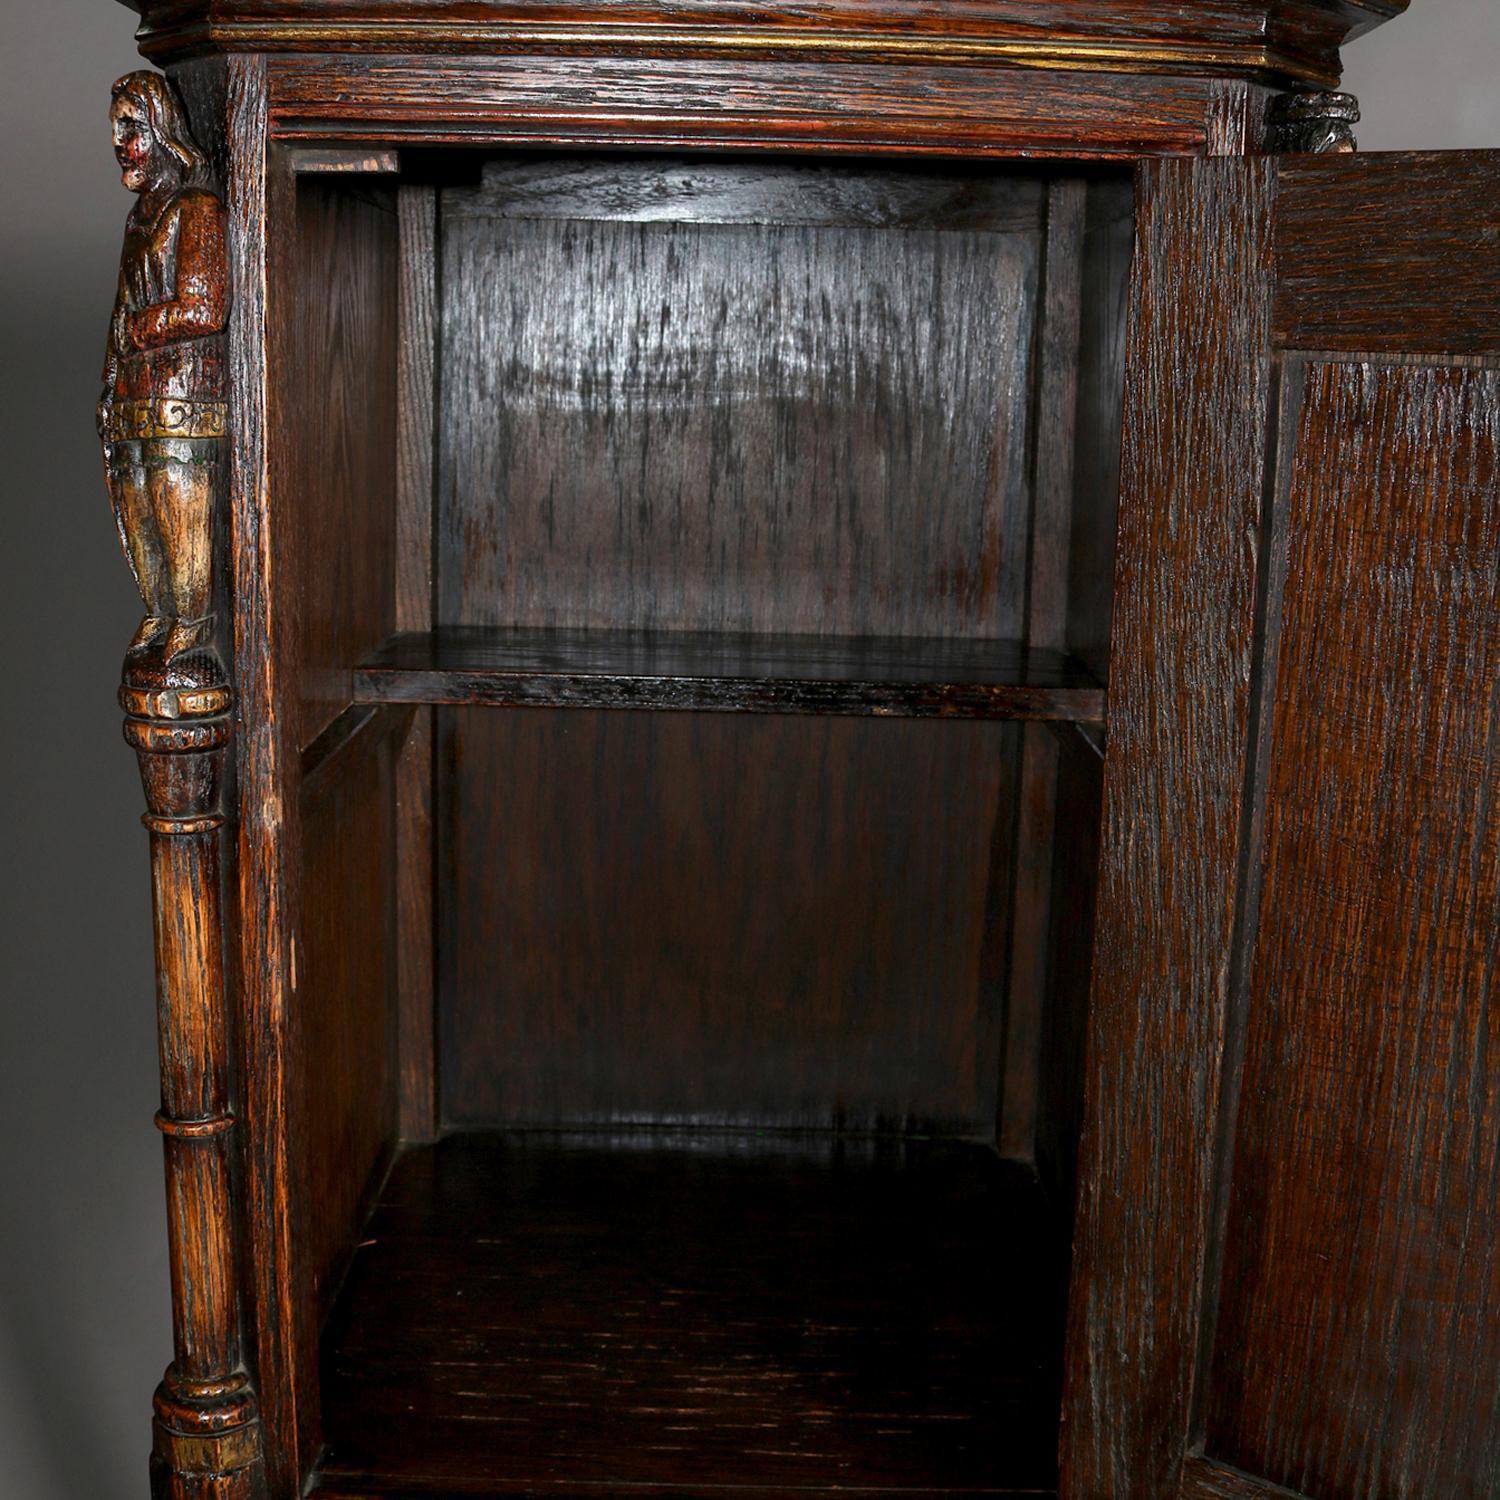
[99,70,229,687]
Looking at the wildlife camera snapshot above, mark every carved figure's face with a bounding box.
[111,96,157,194]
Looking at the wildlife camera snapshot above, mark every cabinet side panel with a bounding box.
[268,170,402,1476]
[284,179,400,752]
[1061,158,1276,1500]
[1207,361,1500,1500]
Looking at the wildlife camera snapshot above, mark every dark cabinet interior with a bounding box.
[275,152,1133,1496]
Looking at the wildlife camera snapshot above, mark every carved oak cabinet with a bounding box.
[97,2,1499,1497]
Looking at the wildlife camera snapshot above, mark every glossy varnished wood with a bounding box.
[1206,360,1500,1499]
[310,1132,1066,1497]
[356,627,1105,722]
[1060,157,1276,1500]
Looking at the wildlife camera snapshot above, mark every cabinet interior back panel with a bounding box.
[435,161,1044,1131]
[440,708,1015,1133]
[436,161,1042,636]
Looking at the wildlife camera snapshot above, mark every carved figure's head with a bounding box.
[110,71,209,195]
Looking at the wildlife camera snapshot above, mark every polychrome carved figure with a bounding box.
[99,70,228,684]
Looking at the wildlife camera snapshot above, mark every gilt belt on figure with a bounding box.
[101,397,227,442]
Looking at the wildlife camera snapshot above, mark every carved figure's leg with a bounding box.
[106,438,172,655]
[146,438,217,662]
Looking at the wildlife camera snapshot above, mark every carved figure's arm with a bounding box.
[128,192,229,349]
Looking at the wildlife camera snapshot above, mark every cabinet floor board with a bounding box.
[308,1132,1065,1498]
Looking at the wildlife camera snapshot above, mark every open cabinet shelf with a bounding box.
[353,626,1106,721]
[308,1131,1065,1499]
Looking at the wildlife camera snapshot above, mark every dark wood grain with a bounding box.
[1206,361,1500,1500]
[1034,723,1103,1222]
[1064,174,1134,684]
[440,709,1019,1134]
[999,178,1086,1162]
[1274,153,1500,355]
[1059,158,1276,1500]
[394,183,438,1144]
[310,1132,1066,1497]
[436,170,1041,640]
[127,0,1408,91]
[1178,1456,1309,1500]
[222,54,309,1500]
[451,154,1049,232]
[281,174,398,752]
[268,55,1220,160]
[293,705,404,1341]
[356,628,1104,722]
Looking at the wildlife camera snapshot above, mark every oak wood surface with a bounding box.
[1059,157,1276,1500]
[356,627,1105,722]
[282,176,398,753]
[439,709,1019,1134]
[266,55,1223,160]
[219,53,308,1498]
[1274,153,1500,356]
[310,1132,1066,1497]
[394,183,438,1143]
[1206,360,1500,1500]
[435,170,1042,641]
[123,0,1408,91]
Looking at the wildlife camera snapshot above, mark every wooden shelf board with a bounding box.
[353,627,1106,722]
[308,1131,1066,1498]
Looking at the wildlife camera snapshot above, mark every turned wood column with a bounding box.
[122,684,267,1500]
[99,68,269,1500]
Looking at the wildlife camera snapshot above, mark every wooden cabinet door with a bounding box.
[1062,152,1500,1500]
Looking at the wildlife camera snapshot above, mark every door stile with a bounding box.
[1059,155,1278,1499]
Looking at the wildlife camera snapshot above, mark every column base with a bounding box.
[150,1369,268,1500]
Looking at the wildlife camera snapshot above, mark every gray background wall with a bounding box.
[1,2,1496,1493]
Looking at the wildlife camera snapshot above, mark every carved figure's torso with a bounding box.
[101,185,228,439]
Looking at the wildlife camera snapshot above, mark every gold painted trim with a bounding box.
[153,1418,262,1476]
[135,21,1342,87]
[102,398,227,442]
[121,682,234,722]
[156,1110,236,1137]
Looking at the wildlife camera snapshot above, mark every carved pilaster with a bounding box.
[1268,89,1360,153]
[101,69,268,1500]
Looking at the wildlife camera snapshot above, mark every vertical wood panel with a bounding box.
[395,185,439,1142]
[438,189,1042,637]
[295,722,400,1341]
[286,180,399,751]
[1060,157,1276,1500]
[999,178,1084,1162]
[1208,361,1500,1500]
[224,59,307,1497]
